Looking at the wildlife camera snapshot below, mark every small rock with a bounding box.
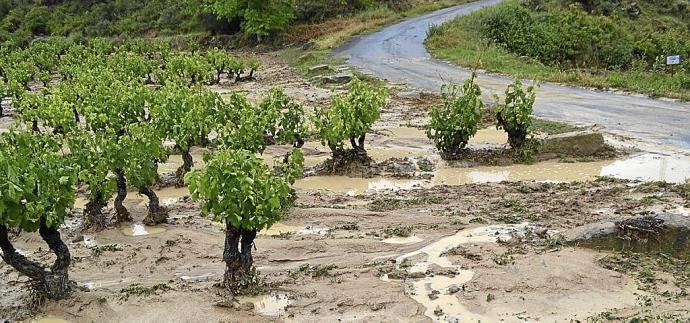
[321,72,353,84]
[534,228,549,237]
[428,290,440,300]
[433,306,444,317]
[407,272,426,279]
[447,285,461,294]
[308,64,330,73]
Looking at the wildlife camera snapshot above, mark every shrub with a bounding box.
[494,79,536,149]
[313,77,388,159]
[426,73,483,160]
[185,148,303,293]
[0,131,77,300]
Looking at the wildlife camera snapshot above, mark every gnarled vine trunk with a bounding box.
[349,134,367,157]
[114,170,131,223]
[0,219,72,300]
[141,187,168,225]
[175,142,194,187]
[223,223,257,294]
[496,114,527,149]
[84,189,108,231]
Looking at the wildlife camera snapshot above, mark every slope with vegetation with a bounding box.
[426,0,690,100]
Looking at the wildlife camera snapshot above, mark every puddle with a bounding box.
[237,292,291,317]
[258,223,330,236]
[385,224,533,322]
[385,127,507,146]
[83,235,97,248]
[31,317,70,323]
[157,148,208,174]
[382,236,423,244]
[81,279,128,291]
[121,223,167,236]
[176,273,215,283]
[294,176,425,195]
[434,159,613,185]
[75,187,189,212]
[601,153,690,184]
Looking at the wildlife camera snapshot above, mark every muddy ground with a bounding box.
[1,55,690,322]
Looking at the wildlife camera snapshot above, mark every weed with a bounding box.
[298,263,337,278]
[120,283,170,300]
[492,253,515,266]
[383,225,414,238]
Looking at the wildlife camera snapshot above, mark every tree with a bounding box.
[185,148,303,293]
[0,131,77,300]
[426,74,483,160]
[494,79,536,149]
[313,77,388,159]
[197,0,295,40]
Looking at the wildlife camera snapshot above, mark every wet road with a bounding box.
[333,0,690,149]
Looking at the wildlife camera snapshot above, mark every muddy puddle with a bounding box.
[81,279,129,291]
[384,224,533,322]
[120,223,167,236]
[237,292,291,317]
[294,152,690,194]
[294,176,425,195]
[384,126,508,146]
[601,153,690,184]
[158,148,209,174]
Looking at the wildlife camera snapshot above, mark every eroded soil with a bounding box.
[1,55,690,322]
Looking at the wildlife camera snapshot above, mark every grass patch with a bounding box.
[425,0,690,101]
[297,263,337,278]
[120,283,171,300]
[532,119,584,135]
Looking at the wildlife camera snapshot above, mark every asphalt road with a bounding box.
[333,0,690,149]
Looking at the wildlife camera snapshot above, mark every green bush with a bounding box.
[494,79,536,149]
[426,73,483,160]
[313,77,388,158]
[185,148,303,293]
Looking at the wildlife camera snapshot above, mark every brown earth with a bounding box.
[1,56,689,322]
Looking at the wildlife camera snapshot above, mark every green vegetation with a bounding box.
[193,0,294,40]
[383,225,414,238]
[313,77,388,161]
[426,0,690,100]
[494,79,536,149]
[185,149,304,293]
[532,119,583,135]
[426,74,483,160]
[0,131,77,300]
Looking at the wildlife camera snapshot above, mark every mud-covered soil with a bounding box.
[2,179,689,322]
[2,56,690,322]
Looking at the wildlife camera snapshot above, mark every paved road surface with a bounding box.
[333,0,690,149]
